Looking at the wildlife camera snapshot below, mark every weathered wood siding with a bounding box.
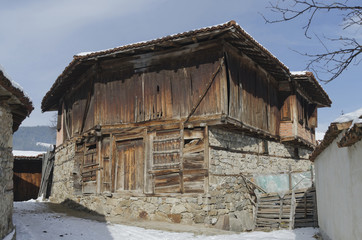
[226,47,280,136]
[61,42,227,140]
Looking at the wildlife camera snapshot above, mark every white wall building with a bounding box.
[310,108,362,240]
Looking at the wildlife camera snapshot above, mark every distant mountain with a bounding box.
[13,126,56,151]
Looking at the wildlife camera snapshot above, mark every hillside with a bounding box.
[13,126,56,151]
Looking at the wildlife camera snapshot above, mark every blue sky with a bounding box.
[0,0,361,132]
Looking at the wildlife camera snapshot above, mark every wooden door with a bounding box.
[115,139,144,191]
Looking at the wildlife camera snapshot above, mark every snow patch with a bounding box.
[333,107,362,125]
[13,150,46,157]
[76,51,97,56]
[26,195,47,203]
[36,142,54,150]
[290,71,308,75]
[0,64,31,100]
[3,229,15,240]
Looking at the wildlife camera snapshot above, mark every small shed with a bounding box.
[310,108,362,240]
[13,151,44,201]
[0,66,33,239]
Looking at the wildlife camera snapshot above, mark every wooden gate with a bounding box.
[255,187,317,230]
[14,157,43,201]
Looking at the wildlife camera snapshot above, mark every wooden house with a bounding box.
[310,108,362,240]
[0,66,33,239]
[41,21,331,231]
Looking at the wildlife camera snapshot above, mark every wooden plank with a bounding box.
[183,143,204,154]
[155,184,181,194]
[204,126,209,194]
[155,174,180,187]
[289,190,295,230]
[183,153,204,161]
[183,181,204,193]
[153,149,180,154]
[150,168,180,176]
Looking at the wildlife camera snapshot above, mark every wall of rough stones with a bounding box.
[50,127,312,232]
[0,105,14,239]
[207,127,312,231]
[50,141,76,203]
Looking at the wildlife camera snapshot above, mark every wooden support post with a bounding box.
[279,197,283,229]
[180,124,184,194]
[312,189,318,227]
[254,192,259,230]
[289,189,295,230]
[288,165,292,191]
[310,165,314,187]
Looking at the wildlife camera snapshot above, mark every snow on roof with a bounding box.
[333,107,362,125]
[310,107,362,161]
[290,71,308,75]
[75,21,234,57]
[75,20,289,70]
[0,64,31,99]
[13,150,46,158]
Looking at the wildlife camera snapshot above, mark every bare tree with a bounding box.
[262,0,362,82]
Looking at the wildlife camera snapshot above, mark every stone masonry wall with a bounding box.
[0,105,14,239]
[207,127,312,231]
[50,141,76,203]
[50,127,312,232]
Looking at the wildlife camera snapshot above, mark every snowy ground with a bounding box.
[12,200,319,240]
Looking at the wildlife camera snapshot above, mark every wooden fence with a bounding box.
[255,187,317,230]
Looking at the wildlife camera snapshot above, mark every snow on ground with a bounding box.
[13,200,319,240]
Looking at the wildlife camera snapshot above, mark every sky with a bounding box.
[0,0,361,133]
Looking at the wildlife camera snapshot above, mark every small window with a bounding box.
[262,140,269,154]
[294,147,299,159]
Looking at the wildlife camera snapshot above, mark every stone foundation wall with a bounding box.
[207,127,312,231]
[50,141,76,203]
[50,127,312,232]
[0,105,14,239]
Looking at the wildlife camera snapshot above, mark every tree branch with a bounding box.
[261,0,362,82]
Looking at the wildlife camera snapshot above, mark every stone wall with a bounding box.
[50,141,76,203]
[50,126,312,232]
[0,104,14,239]
[207,127,312,231]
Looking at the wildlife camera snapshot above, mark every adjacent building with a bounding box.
[310,108,362,240]
[41,21,330,230]
[0,66,33,239]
